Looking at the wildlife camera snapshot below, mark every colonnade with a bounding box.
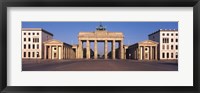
[78,40,124,59]
[44,45,75,59]
[137,46,157,60]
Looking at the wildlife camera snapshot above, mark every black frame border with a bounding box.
[0,0,199,93]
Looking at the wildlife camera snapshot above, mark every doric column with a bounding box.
[44,45,46,59]
[78,40,83,59]
[61,45,63,59]
[138,46,140,60]
[150,46,152,60]
[104,40,108,59]
[142,46,145,60]
[155,46,157,60]
[86,40,90,59]
[56,46,59,59]
[112,40,116,59]
[94,40,98,59]
[120,40,124,59]
[49,45,52,59]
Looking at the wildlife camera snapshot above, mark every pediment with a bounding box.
[138,40,158,45]
[43,39,63,44]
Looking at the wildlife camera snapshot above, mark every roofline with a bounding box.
[148,29,178,36]
[22,28,53,36]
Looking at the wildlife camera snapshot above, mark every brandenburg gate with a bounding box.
[77,24,124,59]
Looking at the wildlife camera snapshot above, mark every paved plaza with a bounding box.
[22,59,178,71]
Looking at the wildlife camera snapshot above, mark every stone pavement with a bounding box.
[22,59,178,71]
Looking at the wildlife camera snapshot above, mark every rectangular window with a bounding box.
[167,45,169,49]
[28,44,31,49]
[24,44,26,49]
[171,39,173,42]
[33,44,35,49]
[37,33,39,35]
[33,33,35,35]
[28,52,30,57]
[33,38,39,43]
[28,33,31,35]
[24,38,26,42]
[176,39,178,42]
[171,33,173,36]
[176,54,178,58]
[37,44,39,49]
[28,38,31,42]
[171,53,173,58]
[171,45,173,50]
[162,53,165,58]
[162,45,165,50]
[176,45,178,50]
[24,52,26,57]
[167,53,169,58]
[32,52,35,57]
[24,33,26,35]
[176,33,178,36]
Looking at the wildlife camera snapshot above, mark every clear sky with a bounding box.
[22,22,178,55]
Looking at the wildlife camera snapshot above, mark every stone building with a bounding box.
[22,28,53,59]
[148,29,178,60]
[77,24,125,59]
[127,40,158,60]
[43,39,76,59]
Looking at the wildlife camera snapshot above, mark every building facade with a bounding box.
[127,40,158,60]
[43,39,76,59]
[148,29,178,60]
[22,28,53,59]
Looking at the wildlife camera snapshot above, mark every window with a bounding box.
[37,44,39,49]
[24,44,26,49]
[167,33,169,36]
[24,52,26,57]
[162,33,165,36]
[162,45,165,50]
[54,48,56,50]
[28,38,31,42]
[32,52,35,57]
[145,48,148,51]
[176,52,178,58]
[176,33,178,36]
[171,45,173,50]
[176,45,178,50]
[176,39,178,42]
[33,44,35,49]
[37,52,39,57]
[171,53,173,58]
[162,53,165,58]
[167,45,169,49]
[28,52,30,57]
[37,33,39,35]
[171,39,173,42]
[33,38,39,43]
[33,33,35,35]
[171,33,173,36]
[28,33,30,35]
[28,44,31,49]
[24,33,26,35]
[24,38,26,42]
[167,53,169,58]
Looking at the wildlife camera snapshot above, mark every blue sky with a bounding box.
[22,22,178,55]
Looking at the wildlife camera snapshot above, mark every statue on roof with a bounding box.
[96,22,106,31]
